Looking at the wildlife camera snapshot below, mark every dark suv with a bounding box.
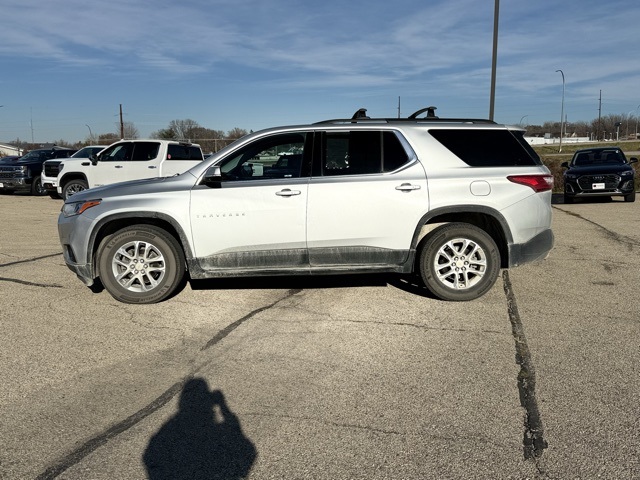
[562,147,637,203]
[0,146,76,195]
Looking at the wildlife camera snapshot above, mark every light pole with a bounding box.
[519,115,529,126]
[555,69,565,152]
[636,104,640,141]
[85,124,94,143]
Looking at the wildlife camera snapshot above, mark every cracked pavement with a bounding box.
[0,193,638,479]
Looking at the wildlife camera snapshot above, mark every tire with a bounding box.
[624,190,636,203]
[30,175,47,196]
[62,179,88,200]
[418,223,500,301]
[97,225,186,304]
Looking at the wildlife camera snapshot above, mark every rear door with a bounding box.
[306,130,429,269]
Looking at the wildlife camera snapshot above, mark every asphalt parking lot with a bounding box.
[1,193,638,479]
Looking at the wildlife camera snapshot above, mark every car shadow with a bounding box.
[143,378,257,480]
[189,273,439,299]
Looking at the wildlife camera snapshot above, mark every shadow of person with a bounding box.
[144,378,257,479]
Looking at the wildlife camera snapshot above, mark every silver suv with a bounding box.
[58,108,554,304]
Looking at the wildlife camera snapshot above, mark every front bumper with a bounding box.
[0,177,31,192]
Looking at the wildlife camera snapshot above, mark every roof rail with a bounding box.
[315,107,496,125]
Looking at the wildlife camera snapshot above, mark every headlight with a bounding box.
[620,171,633,176]
[565,174,577,179]
[19,165,28,174]
[61,199,101,217]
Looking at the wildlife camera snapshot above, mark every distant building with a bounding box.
[0,143,24,157]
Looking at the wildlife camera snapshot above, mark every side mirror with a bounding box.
[560,161,569,168]
[629,157,638,164]
[89,154,99,166]
[203,165,222,188]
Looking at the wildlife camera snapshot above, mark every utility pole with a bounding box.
[397,96,401,119]
[489,0,500,121]
[119,104,124,139]
[597,90,602,141]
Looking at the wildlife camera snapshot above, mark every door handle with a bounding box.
[148,165,157,169]
[114,165,123,169]
[276,189,301,197]
[395,183,421,191]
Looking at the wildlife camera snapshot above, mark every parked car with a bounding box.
[0,147,76,195]
[561,147,637,203]
[58,108,554,304]
[56,140,204,200]
[41,145,108,198]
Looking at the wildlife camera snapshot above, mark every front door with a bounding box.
[190,132,311,272]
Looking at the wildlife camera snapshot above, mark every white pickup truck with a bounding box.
[56,140,204,199]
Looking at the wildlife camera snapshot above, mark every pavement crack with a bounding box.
[0,276,64,288]
[0,252,62,268]
[502,270,548,465]
[553,206,639,249]
[200,288,302,351]
[34,288,303,479]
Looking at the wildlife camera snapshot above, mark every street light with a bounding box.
[85,124,94,143]
[636,104,640,141]
[519,115,529,125]
[555,70,565,152]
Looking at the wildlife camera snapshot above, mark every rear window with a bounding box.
[429,129,541,166]
[167,144,203,160]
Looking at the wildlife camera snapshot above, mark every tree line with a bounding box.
[524,113,640,141]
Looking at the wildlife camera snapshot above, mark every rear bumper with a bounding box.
[508,228,554,267]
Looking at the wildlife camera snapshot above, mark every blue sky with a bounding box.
[1,0,639,143]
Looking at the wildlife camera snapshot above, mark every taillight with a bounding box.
[507,174,554,192]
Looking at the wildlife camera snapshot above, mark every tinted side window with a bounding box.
[429,129,541,166]
[219,133,307,180]
[322,131,410,176]
[131,142,160,161]
[167,144,204,160]
[100,143,133,162]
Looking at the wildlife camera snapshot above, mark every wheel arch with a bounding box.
[88,212,193,279]
[411,205,513,269]
[59,172,88,190]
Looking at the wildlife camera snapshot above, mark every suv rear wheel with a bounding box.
[97,225,186,304]
[419,223,500,301]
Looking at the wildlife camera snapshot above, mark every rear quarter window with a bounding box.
[429,129,541,166]
[167,145,204,160]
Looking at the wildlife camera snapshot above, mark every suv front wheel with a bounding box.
[62,179,88,200]
[97,225,186,304]
[419,223,500,301]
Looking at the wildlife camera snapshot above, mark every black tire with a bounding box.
[30,175,47,196]
[97,225,186,304]
[62,179,88,200]
[624,190,636,203]
[418,223,500,301]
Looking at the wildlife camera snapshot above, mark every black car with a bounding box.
[0,147,76,195]
[561,147,637,203]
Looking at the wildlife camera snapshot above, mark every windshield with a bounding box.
[71,146,105,158]
[573,150,626,166]
[19,150,50,161]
